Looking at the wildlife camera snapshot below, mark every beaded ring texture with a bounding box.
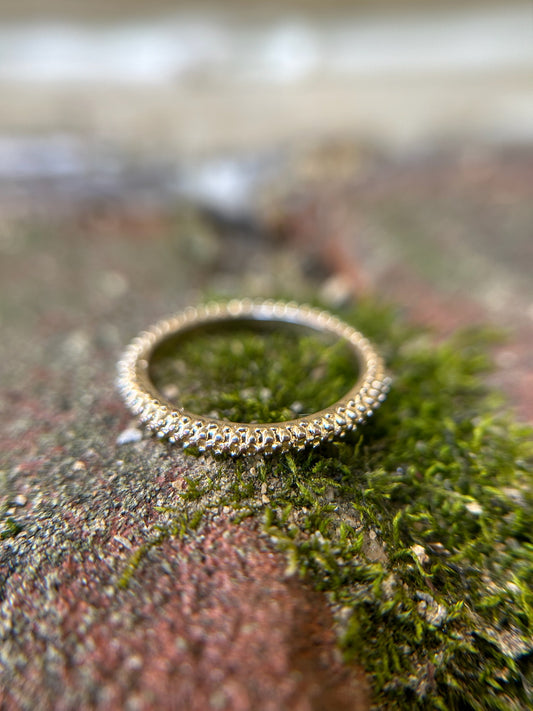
[116,300,390,456]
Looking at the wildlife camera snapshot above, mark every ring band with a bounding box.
[116,300,390,456]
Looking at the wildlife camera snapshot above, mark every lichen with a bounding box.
[121,297,533,710]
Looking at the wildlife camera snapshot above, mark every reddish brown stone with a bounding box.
[0,196,372,710]
[2,144,532,711]
[1,518,369,711]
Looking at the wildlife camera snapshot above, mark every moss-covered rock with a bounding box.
[142,298,533,710]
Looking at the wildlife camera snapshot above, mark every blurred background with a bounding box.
[1,1,532,192]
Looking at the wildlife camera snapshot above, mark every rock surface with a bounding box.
[1,144,532,709]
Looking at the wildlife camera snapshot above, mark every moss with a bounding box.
[0,516,23,540]
[150,322,356,423]
[122,297,533,709]
[117,504,205,589]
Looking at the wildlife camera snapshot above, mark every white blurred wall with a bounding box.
[0,3,532,155]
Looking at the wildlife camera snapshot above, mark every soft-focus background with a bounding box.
[1,1,533,189]
[2,1,533,151]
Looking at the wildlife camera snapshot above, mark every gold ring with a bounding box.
[116,300,390,456]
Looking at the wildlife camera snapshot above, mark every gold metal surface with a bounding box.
[116,300,391,455]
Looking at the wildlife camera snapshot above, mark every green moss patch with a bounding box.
[150,321,357,423]
[0,515,23,540]
[125,298,533,710]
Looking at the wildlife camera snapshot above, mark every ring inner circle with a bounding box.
[149,319,360,425]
